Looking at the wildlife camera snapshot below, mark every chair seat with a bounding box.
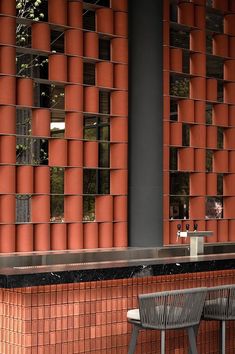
[127,309,140,321]
[204,297,235,320]
[127,305,183,324]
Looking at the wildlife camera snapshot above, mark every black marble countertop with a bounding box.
[0,245,234,288]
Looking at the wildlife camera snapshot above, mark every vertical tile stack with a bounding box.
[0,0,128,252]
[164,0,235,244]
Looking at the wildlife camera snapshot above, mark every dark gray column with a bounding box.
[128,0,163,246]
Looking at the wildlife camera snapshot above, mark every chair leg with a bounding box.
[219,320,226,354]
[187,326,198,354]
[128,325,139,354]
[188,325,199,354]
[161,330,165,354]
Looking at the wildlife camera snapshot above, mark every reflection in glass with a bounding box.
[50,167,64,194]
[217,174,223,196]
[170,100,178,121]
[83,63,96,86]
[182,124,190,146]
[99,91,110,114]
[51,111,65,138]
[83,169,96,194]
[16,195,31,223]
[170,147,178,170]
[206,57,223,80]
[16,137,48,165]
[83,196,95,221]
[206,150,213,172]
[99,39,110,60]
[217,127,224,149]
[16,25,31,48]
[206,12,223,33]
[206,196,223,219]
[99,143,109,168]
[206,34,212,54]
[16,0,48,21]
[84,117,97,141]
[170,29,189,49]
[35,83,64,109]
[16,53,48,78]
[98,170,110,195]
[170,172,189,195]
[170,196,189,219]
[83,9,95,31]
[51,30,64,53]
[16,109,32,136]
[50,195,64,222]
[206,104,212,124]
[170,75,189,97]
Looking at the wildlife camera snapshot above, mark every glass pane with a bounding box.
[99,143,109,168]
[84,0,110,6]
[50,195,64,222]
[170,75,189,97]
[16,195,31,223]
[170,196,189,219]
[98,170,110,194]
[217,174,223,196]
[99,39,110,60]
[206,12,223,33]
[183,51,190,74]
[217,127,224,149]
[206,104,212,124]
[206,34,213,54]
[83,63,96,86]
[84,116,97,140]
[170,147,178,170]
[16,0,48,21]
[217,81,223,102]
[16,52,48,78]
[51,111,65,138]
[170,100,178,121]
[206,196,223,219]
[170,172,189,195]
[83,169,96,194]
[182,124,190,146]
[207,57,223,80]
[170,29,189,49]
[50,167,64,194]
[99,125,110,141]
[51,31,64,53]
[83,10,95,31]
[83,196,95,221]
[206,150,213,172]
[99,91,110,114]
[34,84,64,109]
[170,3,178,22]
[16,109,32,136]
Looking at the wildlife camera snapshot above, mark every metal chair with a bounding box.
[202,284,235,354]
[127,287,207,354]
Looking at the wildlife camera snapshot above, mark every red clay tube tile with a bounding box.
[213,0,228,11]
[224,197,235,218]
[34,224,50,251]
[31,196,50,223]
[194,149,206,172]
[110,143,128,169]
[96,8,114,34]
[17,78,34,107]
[83,223,99,249]
[224,174,235,196]
[194,5,206,29]
[191,125,206,148]
[111,0,128,12]
[51,223,67,250]
[0,106,16,134]
[178,2,194,27]
[0,77,16,104]
[67,141,83,167]
[110,170,128,195]
[213,34,228,57]
[84,87,99,113]
[190,53,206,76]
[229,220,235,241]
[190,77,206,100]
[99,222,113,248]
[16,225,34,252]
[206,126,217,149]
[170,48,183,72]
[229,37,235,58]
[213,151,228,173]
[229,151,235,173]
[178,99,194,123]
[67,223,83,249]
[65,29,83,56]
[31,23,50,51]
[170,122,182,146]
[114,64,128,90]
[16,166,33,194]
[68,57,83,84]
[224,60,235,81]
[0,136,16,164]
[64,167,83,195]
[34,166,50,194]
[0,166,15,194]
[48,54,67,82]
[32,109,50,137]
[190,30,205,52]
[65,84,83,111]
[206,173,217,196]
[48,0,67,26]
[0,0,15,15]
[114,196,127,222]
[206,79,217,102]
[0,17,15,45]
[190,197,205,220]
[113,222,127,247]
[49,139,67,166]
[224,14,235,36]
[224,83,235,104]
[65,112,83,139]
[111,91,128,116]
[64,196,83,222]
[110,117,128,142]
[0,46,16,75]
[96,62,114,88]
[178,147,194,171]
[84,32,99,59]
[213,104,228,126]
[68,0,83,28]
[95,196,113,222]
[224,128,235,149]
[111,38,128,63]
[83,141,98,168]
[206,220,218,243]
[0,225,15,253]
[114,11,128,37]
[0,195,15,223]
[190,173,206,196]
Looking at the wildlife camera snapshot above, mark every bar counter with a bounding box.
[1,245,235,353]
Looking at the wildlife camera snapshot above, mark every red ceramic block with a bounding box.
[65,84,83,111]
[163,0,170,22]
[48,0,67,25]
[17,166,33,194]
[68,57,83,84]
[0,106,16,134]
[113,222,127,247]
[206,173,217,196]
[49,54,67,82]
[206,79,217,102]
[229,37,235,58]
[96,62,114,88]
[170,122,182,146]
[0,166,15,193]
[213,34,228,57]
[213,151,228,173]
[190,77,206,100]
[163,95,170,120]
[163,194,169,220]
[51,224,67,250]
[31,23,50,51]
[83,223,99,249]
[84,142,98,168]
[68,0,83,28]
[224,60,235,81]
[224,174,235,196]
[110,170,128,195]
[114,64,128,90]
[32,109,51,137]
[64,196,83,222]
[194,5,205,29]
[194,101,206,124]
[224,14,235,36]
[114,196,127,222]
[0,195,15,223]
[34,166,50,194]
[110,143,128,168]
[65,29,83,56]
[178,2,194,27]
[178,148,194,171]
[0,46,16,75]
[224,128,235,149]
[190,53,206,76]
[114,12,128,37]
[163,220,170,245]
[110,117,128,142]
[224,83,235,104]
[213,0,228,11]
[229,220,235,241]
[170,48,183,72]
[212,104,228,126]
[229,105,235,126]
[163,21,169,46]
[163,46,170,72]
[84,32,99,59]
[68,141,83,167]
[190,30,205,52]
[64,168,83,195]
[111,38,128,63]
[0,225,15,253]
[0,17,15,45]
[34,224,50,251]
[96,8,113,34]
[16,225,34,252]
[223,197,235,218]
[189,197,205,219]
[191,125,206,148]
[206,126,217,149]
[0,136,16,164]
[0,77,16,105]
[190,173,206,195]
[163,147,170,171]
[194,148,205,172]
[95,196,113,222]
[49,139,67,166]
[229,151,235,173]
[111,91,128,116]
[178,100,194,123]
[206,220,217,243]
[84,87,99,113]
[65,112,83,139]
[17,78,33,107]
[111,0,128,11]
[0,0,15,15]
[31,196,50,222]
[67,223,83,250]
[99,223,113,248]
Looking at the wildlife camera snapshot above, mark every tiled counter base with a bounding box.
[1,269,235,354]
